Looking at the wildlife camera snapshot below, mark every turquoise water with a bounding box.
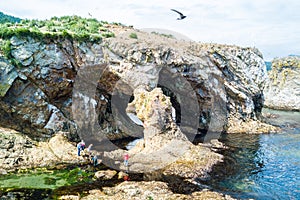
[208,110,300,199]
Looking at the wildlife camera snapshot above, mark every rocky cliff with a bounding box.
[0,17,277,144]
[264,56,300,111]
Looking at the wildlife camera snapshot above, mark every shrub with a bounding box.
[129,32,138,39]
[1,40,12,58]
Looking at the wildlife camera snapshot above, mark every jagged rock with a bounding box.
[127,88,188,149]
[264,56,300,111]
[0,127,85,170]
[0,58,18,97]
[0,24,277,143]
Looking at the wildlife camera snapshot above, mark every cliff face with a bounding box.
[0,23,276,142]
[264,56,300,111]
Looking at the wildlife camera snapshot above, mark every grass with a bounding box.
[0,15,118,68]
[0,15,116,44]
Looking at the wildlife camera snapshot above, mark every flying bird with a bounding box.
[171,9,186,20]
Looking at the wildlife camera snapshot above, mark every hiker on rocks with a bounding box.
[91,155,98,166]
[80,140,86,151]
[123,153,129,167]
[77,142,82,156]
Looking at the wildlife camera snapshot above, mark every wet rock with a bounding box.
[263,112,279,119]
[227,117,280,134]
[162,143,223,179]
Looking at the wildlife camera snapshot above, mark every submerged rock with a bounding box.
[264,56,300,111]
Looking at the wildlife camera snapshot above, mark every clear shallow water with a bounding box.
[207,110,300,200]
[0,167,96,189]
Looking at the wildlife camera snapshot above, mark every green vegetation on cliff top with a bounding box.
[0,11,21,24]
[0,15,115,43]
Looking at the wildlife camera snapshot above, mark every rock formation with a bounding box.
[127,87,188,150]
[264,56,300,111]
[0,21,277,143]
[0,17,274,199]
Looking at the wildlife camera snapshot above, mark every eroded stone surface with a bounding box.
[264,56,300,111]
[81,181,235,200]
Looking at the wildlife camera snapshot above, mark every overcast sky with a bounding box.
[1,0,300,61]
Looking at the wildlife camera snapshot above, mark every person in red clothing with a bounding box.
[123,174,130,181]
[123,153,129,167]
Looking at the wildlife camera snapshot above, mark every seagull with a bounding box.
[171,9,187,20]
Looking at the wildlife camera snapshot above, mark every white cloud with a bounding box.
[0,0,299,60]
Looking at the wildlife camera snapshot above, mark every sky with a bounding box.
[1,0,300,61]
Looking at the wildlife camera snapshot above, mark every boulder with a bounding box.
[94,169,117,180]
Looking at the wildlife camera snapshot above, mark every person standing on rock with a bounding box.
[77,142,82,156]
[123,153,129,171]
[80,140,86,151]
[91,155,98,166]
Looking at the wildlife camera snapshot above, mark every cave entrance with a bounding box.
[157,84,181,125]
